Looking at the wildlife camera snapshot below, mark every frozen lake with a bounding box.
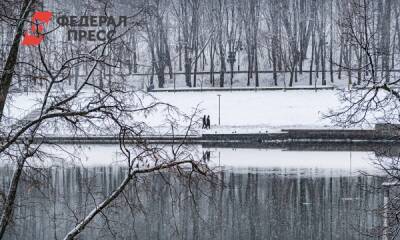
[0,146,387,240]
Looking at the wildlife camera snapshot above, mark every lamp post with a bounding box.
[217,94,221,125]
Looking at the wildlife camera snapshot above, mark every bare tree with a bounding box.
[0,1,211,239]
[326,3,400,236]
[327,0,400,126]
[0,0,36,120]
[145,0,172,88]
[226,0,242,87]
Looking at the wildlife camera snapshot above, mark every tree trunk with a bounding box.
[254,47,259,87]
[310,35,314,86]
[0,0,35,121]
[0,161,25,239]
[219,39,225,88]
[338,35,343,80]
[247,46,252,86]
[178,27,182,72]
[329,0,334,83]
[384,0,392,83]
[348,46,352,86]
[182,0,191,87]
[210,41,215,86]
[272,36,278,86]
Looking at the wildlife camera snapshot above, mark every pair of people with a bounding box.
[202,150,211,162]
[202,115,211,129]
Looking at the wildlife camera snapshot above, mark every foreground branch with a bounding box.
[63,160,205,240]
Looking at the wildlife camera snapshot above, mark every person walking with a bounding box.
[202,115,207,129]
[206,115,211,129]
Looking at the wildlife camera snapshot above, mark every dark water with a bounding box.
[0,163,385,240]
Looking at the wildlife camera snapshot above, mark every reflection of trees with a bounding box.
[0,167,383,239]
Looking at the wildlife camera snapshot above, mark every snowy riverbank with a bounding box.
[5,89,376,135]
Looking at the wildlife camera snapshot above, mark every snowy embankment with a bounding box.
[152,90,358,133]
[5,89,368,136]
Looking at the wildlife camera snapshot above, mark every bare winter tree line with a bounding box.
[149,0,400,88]
[118,0,400,89]
[158,0,400,88]
[2,0,400,90]
[0,0,213,239]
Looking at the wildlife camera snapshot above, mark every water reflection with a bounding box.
[1,163,384,239]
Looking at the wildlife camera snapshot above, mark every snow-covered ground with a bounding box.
[6,89,370,134]
[3,92,42,122]
[152,90,352,133]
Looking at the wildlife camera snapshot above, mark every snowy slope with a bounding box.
[152,90,345,133]
[6,89,368,135]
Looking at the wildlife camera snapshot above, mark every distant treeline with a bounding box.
[0,0,398,89]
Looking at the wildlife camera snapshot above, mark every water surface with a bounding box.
[0,146,385,240]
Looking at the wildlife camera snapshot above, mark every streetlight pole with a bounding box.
[217,94,221,125]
